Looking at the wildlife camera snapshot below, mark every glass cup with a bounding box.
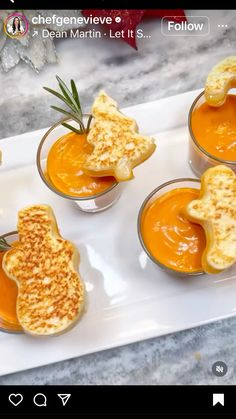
[137,178,204,276]
[188,91,236,177]
[0,231,23,334]
[37,116,122,213]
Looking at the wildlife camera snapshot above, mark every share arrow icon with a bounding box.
[57,394,71,406]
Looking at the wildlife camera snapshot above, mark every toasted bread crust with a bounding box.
[82,91,156,181]
[185,165,236,274]
[3,205,85,336]
[205,56,236,107]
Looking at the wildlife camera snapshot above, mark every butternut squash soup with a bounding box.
[0,250,21,331]
[141,188,206,273]
[46,132,116,197]
[191,94,236,161]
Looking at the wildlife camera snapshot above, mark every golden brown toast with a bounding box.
[2,205,85,336]
[185,165,236,274]
[205,56,236,107]
[82,91,156,181]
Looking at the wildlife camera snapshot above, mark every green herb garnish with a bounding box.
[0,237,11,252]
[43,76,91,135]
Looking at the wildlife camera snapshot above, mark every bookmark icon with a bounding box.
[57,394,71,406]
[213,394,224,406]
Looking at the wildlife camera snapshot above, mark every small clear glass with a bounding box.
[188,91,236,177]
[0,231,23,334]
[37,117,122,213]
[137,178,204,276]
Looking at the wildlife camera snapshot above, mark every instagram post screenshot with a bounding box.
[0,1,236,416]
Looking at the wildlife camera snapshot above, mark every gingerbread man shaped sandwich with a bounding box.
[205,56,236,107]
[186,165,236,274]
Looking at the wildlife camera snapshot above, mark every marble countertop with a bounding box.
[0,9,236,385]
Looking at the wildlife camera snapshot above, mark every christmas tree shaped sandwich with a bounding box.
[185,165,236,274]
[81,91,156,181]
[2,205,85,336]
[41,78,156,213]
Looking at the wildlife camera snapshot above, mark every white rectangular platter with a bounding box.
[1,88,236,376]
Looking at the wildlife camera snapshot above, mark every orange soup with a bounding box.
[141,188,206,273]
[0,250,21,330]
[47,132,116,197]
[191,94,236,161]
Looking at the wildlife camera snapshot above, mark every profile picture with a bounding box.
[4,13,29,39]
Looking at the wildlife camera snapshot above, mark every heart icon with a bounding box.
[8,393,23,407]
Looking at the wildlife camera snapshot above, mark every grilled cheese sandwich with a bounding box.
[82,91,156,181]
[185,165,236,273]
[3,205,85,336]
[205,56,236,107]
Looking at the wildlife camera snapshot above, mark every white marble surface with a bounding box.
[1,9,236,384]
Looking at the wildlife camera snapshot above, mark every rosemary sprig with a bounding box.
[43,76,92,134]
[86,115,93,132]
[0,237,11,252]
